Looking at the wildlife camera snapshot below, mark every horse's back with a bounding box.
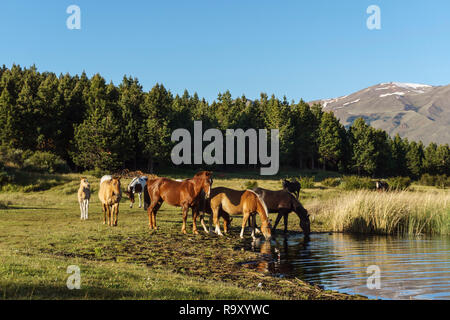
[253,187,296,212]
[98,176,121,204]
[100,175,112,185]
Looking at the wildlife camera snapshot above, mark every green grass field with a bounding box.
[0,171,359,300]
[1,170,447,300]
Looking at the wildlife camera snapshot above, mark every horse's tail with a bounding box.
[143,182,151,210]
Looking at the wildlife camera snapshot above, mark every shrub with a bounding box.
[0,146,33,168]
[0,163,13,186]
[23,152,69,174]
[435,175,450,189]
[419,174,449,189]
[387,177,412,191]
[299,176,315,189]
[321,177,341,187]
[340,176,374,191]
[419,173,436,186]
[243,180,258,190]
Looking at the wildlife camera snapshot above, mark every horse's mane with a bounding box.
[246,189,269,218]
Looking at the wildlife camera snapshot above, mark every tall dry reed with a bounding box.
[309,190,449,235]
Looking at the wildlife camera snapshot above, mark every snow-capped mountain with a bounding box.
[311,82,450,145]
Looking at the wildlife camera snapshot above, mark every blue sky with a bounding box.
[1,0,449,102]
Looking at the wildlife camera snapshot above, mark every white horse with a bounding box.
[78,178,91,220]
[126,176,148,208]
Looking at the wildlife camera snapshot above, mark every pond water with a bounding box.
[238,233,450,300]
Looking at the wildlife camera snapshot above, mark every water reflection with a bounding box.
[239,233,450,300]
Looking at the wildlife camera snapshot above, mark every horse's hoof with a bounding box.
[193,230,199,235]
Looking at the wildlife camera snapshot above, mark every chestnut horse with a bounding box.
[209,187,272,240]
[145,171,213,234]
[98,175,122,226]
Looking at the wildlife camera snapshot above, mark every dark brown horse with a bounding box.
[253,187,310,236]
[145,171,213,234]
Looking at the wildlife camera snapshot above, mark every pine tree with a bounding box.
[349,118,378,175]
[406,141,424,178]
[318,112,345,171]
[139,84,174,172]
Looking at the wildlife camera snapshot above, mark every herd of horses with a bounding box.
[76,172,311,241]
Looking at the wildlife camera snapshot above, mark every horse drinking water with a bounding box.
[125,176,148,208]
[98,175,122,226]
[253,187,310,236]
[78,178,90,220]
[209,187,272,240]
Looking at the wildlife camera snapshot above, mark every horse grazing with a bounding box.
[376,181,389,192]
[282,179,301,198]
[146,171,213,234]
[98,175,122,226]
[125,176,148,208]
[78,178,90,220]
[209,187,272,240]
[253,187,310,236]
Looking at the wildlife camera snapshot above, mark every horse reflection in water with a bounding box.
[248,237,311,275]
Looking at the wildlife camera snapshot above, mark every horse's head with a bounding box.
[195,171,213,198]
[80,177,90,189]
[110,176,122,198]
[297,206,311,236]
[125,190,134,204]
[261,220,272,241]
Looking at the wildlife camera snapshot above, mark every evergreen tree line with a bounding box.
[0,65,448,178]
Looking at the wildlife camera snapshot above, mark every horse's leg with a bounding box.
[102,203,107,224]
[106,205,111,226]
[212,206,223,236]
[151,200,163,230]
[240,212,250,239]
[79,201,83,220]
[86,199,89,220]
[83,199,89,220]
[138,192,142,208]
[181,205,189,234]
[147,196,159,229]
[283,212,289,233]
[114,203,119,226]
[200,213,209,233]
[192,206,199,235]
[250,214,257,240]
[273,213,283,231]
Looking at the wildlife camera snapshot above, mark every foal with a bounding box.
[78,178,90,220]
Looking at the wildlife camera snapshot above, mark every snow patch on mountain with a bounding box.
[380,92,405,98]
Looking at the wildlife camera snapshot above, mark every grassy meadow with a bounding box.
[0,169,448,300]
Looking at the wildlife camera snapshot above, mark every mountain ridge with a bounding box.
[309,82,450,145]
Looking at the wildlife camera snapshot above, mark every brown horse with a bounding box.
[209,187,272,240]
[145,171,213,234]
[253,187,310,236]
[98,175,122,226]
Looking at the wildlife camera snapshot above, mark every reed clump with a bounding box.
[310,190,450,235]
